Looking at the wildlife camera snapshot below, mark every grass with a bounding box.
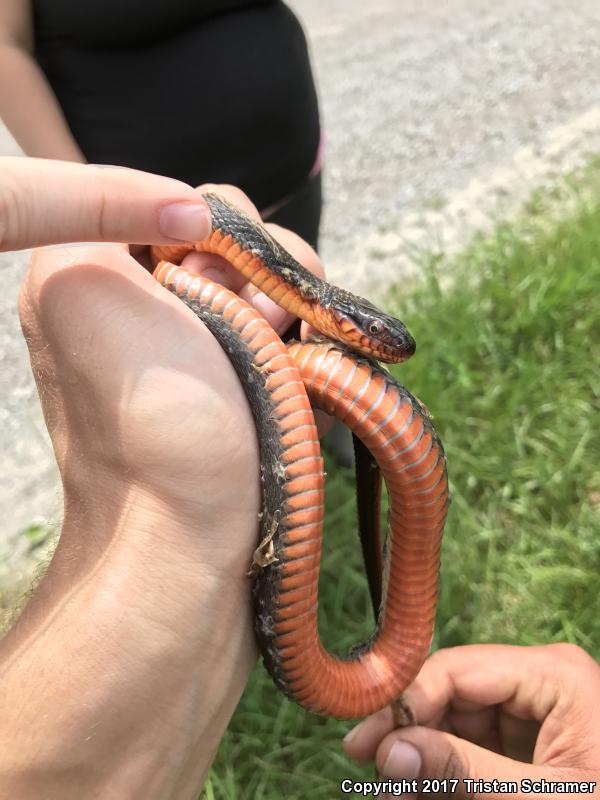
[204,177,600,798]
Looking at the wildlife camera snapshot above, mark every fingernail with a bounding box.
[382,740,421,779]
[159,203,211,242]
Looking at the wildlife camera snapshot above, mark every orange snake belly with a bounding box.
[151,193,449,720]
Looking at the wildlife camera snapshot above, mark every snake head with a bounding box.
[320,290,416,364]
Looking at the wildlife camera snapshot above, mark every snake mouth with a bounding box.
[373,335,416,364]
[325,292,417,364]
[390,331,416,363]
[369,312,417,364]
[354,324,416,364]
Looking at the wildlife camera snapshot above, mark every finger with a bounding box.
[343,705,500,763]
[176,206,325,337]
[344,706,395,762]
[0,157,212,252]
[240,222,324,336]
[344,644,600,762]
[446,706,504,750]
[159,192,326,338]
[239,281,291,333]
[174,183,263,291]
[421,645,600,726]
[345,644,600,796]
[376,726,600,799]
[179,251,248,293]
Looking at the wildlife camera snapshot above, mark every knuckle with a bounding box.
[427,647,449,666]
[438,743,468,781]
[426,646,458,672]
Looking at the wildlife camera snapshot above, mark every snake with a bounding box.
[150,193,449,721]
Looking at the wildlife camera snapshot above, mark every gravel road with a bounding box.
[2,0,600,553]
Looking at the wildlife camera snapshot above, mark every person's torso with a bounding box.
[32,0,321,209]
[33,0,275,47]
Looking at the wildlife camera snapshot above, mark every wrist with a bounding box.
[0,481,257,798]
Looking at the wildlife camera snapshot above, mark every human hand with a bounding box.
[1,184,324,798]
[0,156,214,251]
[17,182,323,572]
[344,644,600,798]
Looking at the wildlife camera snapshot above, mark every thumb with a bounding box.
[0,157,212,251]
[377,727,598,799]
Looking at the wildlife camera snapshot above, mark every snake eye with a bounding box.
[368,320,384,336]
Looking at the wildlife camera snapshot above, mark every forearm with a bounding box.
[0,484,257,799]
[0,44,85,161]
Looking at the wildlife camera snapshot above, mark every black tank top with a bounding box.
[32,0,320,210]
